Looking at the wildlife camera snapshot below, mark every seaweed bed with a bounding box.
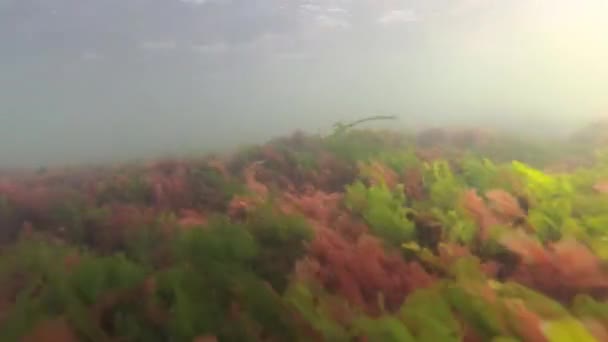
[3,124,608,341]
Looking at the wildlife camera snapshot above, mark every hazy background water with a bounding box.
[1,0,607,167]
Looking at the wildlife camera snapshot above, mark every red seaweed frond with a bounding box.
[280,188,342,227]
[22,317,79,342]
[485,189,525,222]
[504,299,548,342]
[207,158,230,179]
[403,168,425,200]
[358,161,398,188]
[333,214,368,242]
[107,204,157,230]
[462,189,500,242]
[580,318,608,341]
[145,163,191,209]
[593,181,608,194]
[501,231,608,301]
[301,228,435,315]
[260,145,286,164]
[415,147,444,163]
[462,188,528,243]
[313,152,357,192]
[228,195,262,221]
[92,204,158,251]
[0,181,63,220]
[177,209,207,229]
[243,162,269,200]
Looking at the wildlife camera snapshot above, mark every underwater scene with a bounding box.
[3,1,608,341]
[2,120,608,341]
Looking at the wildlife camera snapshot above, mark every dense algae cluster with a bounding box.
[1,125,608,341]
